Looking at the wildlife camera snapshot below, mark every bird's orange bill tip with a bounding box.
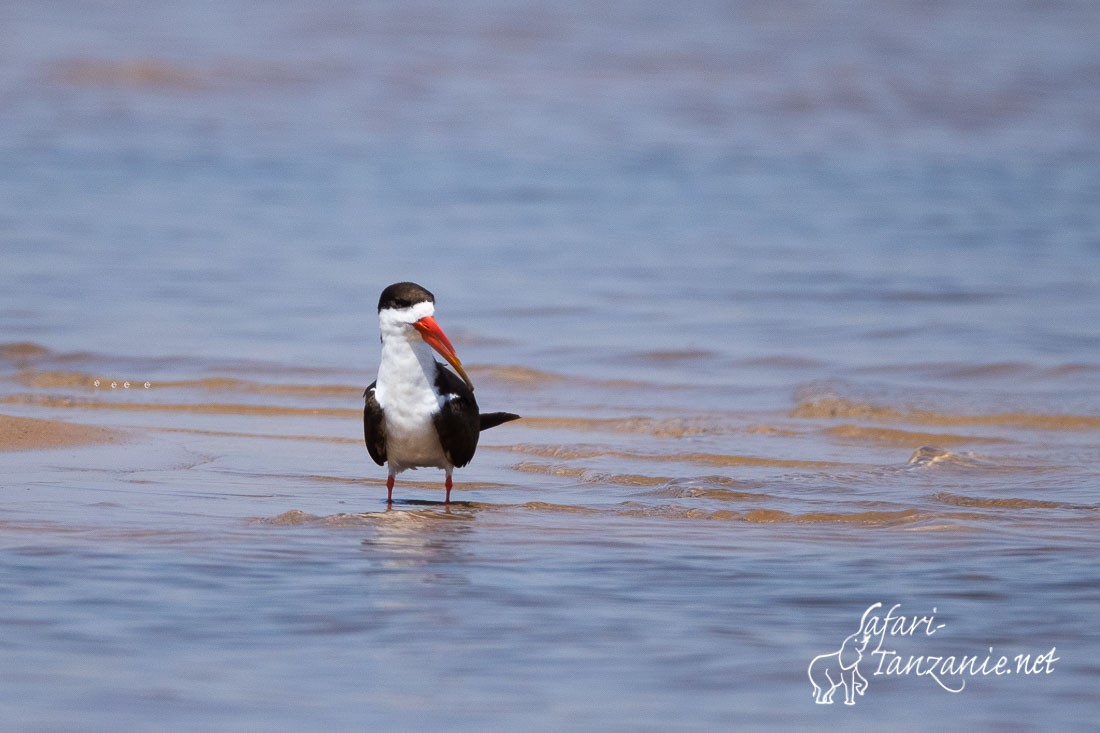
[414,316,475,390]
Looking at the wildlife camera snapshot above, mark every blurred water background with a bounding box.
[2,1,1099,730]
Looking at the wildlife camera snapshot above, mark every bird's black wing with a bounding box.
[363,382,386,466]
[432,365,481,468]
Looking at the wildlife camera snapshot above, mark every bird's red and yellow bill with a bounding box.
[413,315,474,390]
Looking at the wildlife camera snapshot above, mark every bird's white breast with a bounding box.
[374,336,449,472]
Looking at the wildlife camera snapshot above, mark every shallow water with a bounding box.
[2,1,1100,730]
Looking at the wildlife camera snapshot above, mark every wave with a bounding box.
[824,424,1006,447]
[1,394,357,418]
[633,349,720,363]
[903,446,1059,474]
[737,508,926,525]
[930,492,1080,510]
[469,364,568,385]
[48,57,316,91]
[511,461,674,486]
[6,363,666,403]
[0,342,52,362]
[613,504,985,527]
[0,352,715,400]
[258,503,940,527]
[496,443,850,469]
[653,483,777,502]
[256,499,602,528]
[254,508,482,527]
[512,465,779,499]
[793,397,1100,431]
[518,415,718,437]
[7,369,358,397]
[153,427,359,444]
[50,57,205,89]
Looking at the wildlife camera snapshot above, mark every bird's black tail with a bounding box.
[480,412,521,431]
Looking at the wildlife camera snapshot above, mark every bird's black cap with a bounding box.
[378,282,435,312]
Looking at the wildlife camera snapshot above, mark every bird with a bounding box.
[363,281,520,504]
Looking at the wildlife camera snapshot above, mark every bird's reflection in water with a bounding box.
[354,503,480,574]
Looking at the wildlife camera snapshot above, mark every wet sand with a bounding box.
[0,413,125,452]
[5,347,1098,529]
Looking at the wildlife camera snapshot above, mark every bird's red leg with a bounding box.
[445,474,453,505]
[386,474,395,504]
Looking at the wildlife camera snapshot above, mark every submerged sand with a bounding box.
[0,413,124,452]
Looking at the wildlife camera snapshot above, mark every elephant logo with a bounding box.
[808,628,872,705]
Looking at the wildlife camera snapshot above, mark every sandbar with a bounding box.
[0,413,124,452]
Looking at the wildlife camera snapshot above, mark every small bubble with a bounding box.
[94,380,101,388]
[111,381,117,389]
[144,382,151,389]
[123,381,130,389]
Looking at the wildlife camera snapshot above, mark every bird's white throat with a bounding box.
[373,315,450,471]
